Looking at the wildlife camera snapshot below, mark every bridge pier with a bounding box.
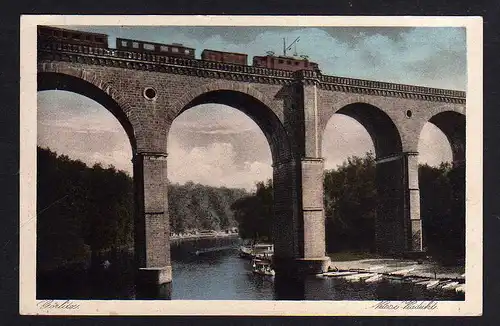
[405,152,423,253]
[298,158,331,273]
[133,152,172,299]
[272,157,330,278]
[375,152,423,256]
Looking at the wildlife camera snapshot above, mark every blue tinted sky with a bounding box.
[66,26,466,90]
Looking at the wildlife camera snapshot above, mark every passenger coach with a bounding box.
[116,38,195,59]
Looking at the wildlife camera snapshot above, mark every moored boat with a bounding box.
[415,279,433,286]
[252,258,275,277]
[455,284,465,294]
[426,280,440,289]
[344,273,375,282]
[323,271,359,277]
[365,274,384,283]
[239,245,253,259]
[239,243,274,260]
[389,267,416,277]
[441,281,460,290]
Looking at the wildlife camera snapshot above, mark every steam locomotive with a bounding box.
[38,26,320,73]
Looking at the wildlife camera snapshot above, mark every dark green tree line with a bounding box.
[230,180,273,241]
[324,153,377,253]
[168,181,247,233]
[37,147,134,271]
[231,153,465,261]
[37,147,247,271]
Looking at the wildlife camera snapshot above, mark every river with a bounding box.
[37,248,464,301]
[171,249,463,301]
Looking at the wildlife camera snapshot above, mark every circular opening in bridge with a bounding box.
[406,110,413,118]
[143,87,157,100]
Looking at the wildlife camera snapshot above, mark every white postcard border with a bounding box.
[19,15,483,316]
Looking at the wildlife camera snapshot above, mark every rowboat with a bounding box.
[323,271,359,277]
[252,258,275,277]
[441,281,460,290]
[415,279,433,285]
[390,267,416,276]
[344,273,375,282]
[365,274,384,283]
[426,280,440,289]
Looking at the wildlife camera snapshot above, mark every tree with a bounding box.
[323,153,465,261]
[419,162,465,261]
[37,147,134,271]
[324,152,377,253]
[231,180,273,241]
[167,182,247,234]
[38,146,249,271]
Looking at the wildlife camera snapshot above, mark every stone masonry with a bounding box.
[37,36,466,289]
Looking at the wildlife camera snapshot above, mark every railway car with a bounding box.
[116,38,195,58]
[252,54,320,72]
[37,26,109,48]
[201,49,248,65]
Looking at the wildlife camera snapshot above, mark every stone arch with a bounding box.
[166,80,299,262]
[320,100,414,255]
[37,70,137,152]
[421,110,466,165]
[321,100,403,159]
[417,110,466,260]
[169,80,293,164]
[171,80,282,119]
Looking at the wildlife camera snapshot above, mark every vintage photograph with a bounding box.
[20,15,482,315]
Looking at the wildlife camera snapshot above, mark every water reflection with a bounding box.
[171,249,274,300]
[37,248,464,301]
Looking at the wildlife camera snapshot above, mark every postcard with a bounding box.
[20,15,482,316]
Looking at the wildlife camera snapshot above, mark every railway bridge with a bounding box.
[37,33,466,298]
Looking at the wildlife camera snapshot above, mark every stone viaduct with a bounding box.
[37,33,466,296]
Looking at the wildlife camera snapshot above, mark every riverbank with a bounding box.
[328,258,464,280]
[320,257,465,296]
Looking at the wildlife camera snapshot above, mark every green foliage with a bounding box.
[37,147,247,271]
[168,181,247,233]
[38,145,465,271]
[37,147,134,271]
[231,180,273,241]
[419,162,465,260]
[324,152,377,252]
[230,152,465,261]
[323,153,465,260]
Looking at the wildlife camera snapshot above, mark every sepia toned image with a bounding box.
[20,15,482,315]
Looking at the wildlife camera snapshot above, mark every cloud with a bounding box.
[418,123,452,165]
[321,115,452,170]
[322,115,375,170]
[69,26,466,90]
[167,140,272,190]
[37,91,134,174]
[172,104,257,135]
[169,105,272,166]
[38,90,452,190]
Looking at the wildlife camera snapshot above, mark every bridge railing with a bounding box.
[38,40,296,79]
[319,74,466,99]
[38,39,466,98]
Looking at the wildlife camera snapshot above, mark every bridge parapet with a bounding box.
[319,75,466,104]
[38,39,466,104]
[38,40,295,84]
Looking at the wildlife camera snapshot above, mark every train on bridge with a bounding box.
[38,26,321,73]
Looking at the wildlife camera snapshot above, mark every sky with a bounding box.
[37,26,466,190]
